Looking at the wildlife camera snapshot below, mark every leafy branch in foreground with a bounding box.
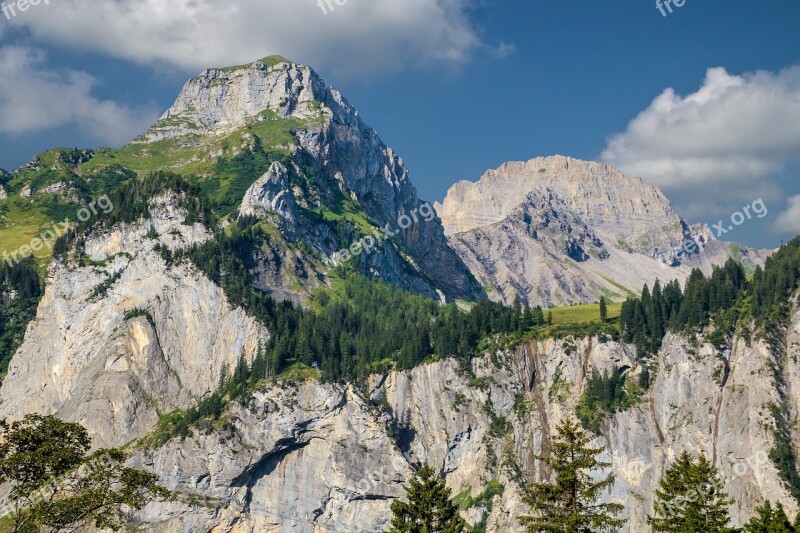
[0,414,169,532]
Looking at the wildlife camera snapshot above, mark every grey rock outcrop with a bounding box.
[141,57,326,143]
[0,193,268,448]
[118,308,800,532]
[240,162,299,223]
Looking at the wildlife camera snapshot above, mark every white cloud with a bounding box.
[602,66,800,211]
[0,47,160,144]
[5,0,501,77]
[775,195,800,234]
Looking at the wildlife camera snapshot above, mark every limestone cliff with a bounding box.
[0,186,795,533]
[115,308,800,532]
[0,192,268,448]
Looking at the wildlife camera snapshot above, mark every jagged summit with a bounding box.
[139,56,328,143]
[130,55,484,301]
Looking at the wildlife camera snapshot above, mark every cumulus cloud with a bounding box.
[5,0,501,77]
[0,47,160,144]
[775,195,800,234]
[602,66,800,217]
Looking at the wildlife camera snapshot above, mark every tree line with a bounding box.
[388,419,800,532]
[175,215,552,385]
[620,238,800,358]
[0,258,43,378]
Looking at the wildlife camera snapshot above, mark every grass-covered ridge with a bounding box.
[0,101,328,268]
[0,148,136,270]
[217,55,293,72]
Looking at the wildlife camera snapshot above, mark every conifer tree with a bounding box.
[648,451,735,532]
[519,419,625,532]
[744,501,796,532]
[387,464,466,532]
[599,297,608,322]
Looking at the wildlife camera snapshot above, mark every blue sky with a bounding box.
[0,0,798,248]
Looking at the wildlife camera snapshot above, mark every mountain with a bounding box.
[125,55,483,303]
[437,156,768,307]
[0,56,798,533]
[437,155,770,307]
[0,56,482,304]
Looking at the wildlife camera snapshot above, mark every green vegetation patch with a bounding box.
[576,366,643,435]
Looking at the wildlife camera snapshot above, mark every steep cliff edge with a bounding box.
[0,192,268,448]
[113,308,799,532]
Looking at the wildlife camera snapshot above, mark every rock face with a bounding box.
[240,162,299,223]
[117,309,800,532]
[437,156,769,306]
[0,185,6,201]
[0,174,793,532]
[141,56,483,302]
[0,193,268,448]
[141,57,326,143]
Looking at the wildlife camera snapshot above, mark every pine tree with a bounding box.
[744,501,796,532]
[599,297,608,322]
[648,451,735,532]
[387,464,466,532]
[519,419,625,532]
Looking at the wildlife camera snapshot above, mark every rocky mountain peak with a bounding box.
[437,155,678,246]
[123,55,484,302]
[139,56,333,143]
[439,155,768,307]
